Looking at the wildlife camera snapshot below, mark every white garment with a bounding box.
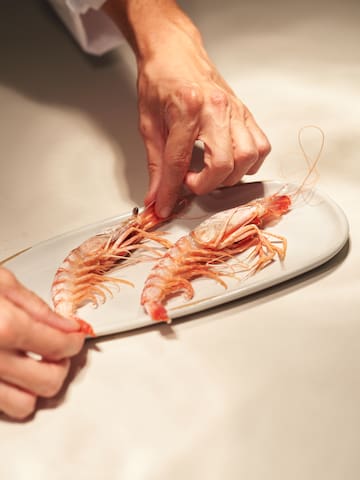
[49,0,123,55]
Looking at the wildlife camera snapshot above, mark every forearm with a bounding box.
[103,0,271,217]
[102,0,204,61]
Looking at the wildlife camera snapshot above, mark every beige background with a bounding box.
[1,0,360,479]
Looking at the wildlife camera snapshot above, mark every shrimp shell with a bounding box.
[141,194,291,323]
[52,204,172,322]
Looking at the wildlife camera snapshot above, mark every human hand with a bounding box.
[139,33,271,218]
[103,0,271,218]
[0,267,85,420]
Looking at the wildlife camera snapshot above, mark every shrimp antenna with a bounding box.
[293,125,325,200]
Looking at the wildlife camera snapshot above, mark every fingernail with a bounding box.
[158,206,171,218]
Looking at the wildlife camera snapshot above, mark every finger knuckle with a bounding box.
[0,309,17,347]
[175,84,203,115]
[235,147,258,164]
[138,116,152,140]
[41,363,69,398]
[44,344,68,361]
[0,268,17,289]
[11,395,37,420]
[209,89,229,109]
[31,298,52,320]
[147,161,160,178]
[46,333,84,360]
[258,139,272,157]
[40,378,63,398]
[212,158,233,177]
[0,351,10,377]
[171,154,189,174]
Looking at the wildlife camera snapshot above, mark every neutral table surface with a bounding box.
[1,1,360,479]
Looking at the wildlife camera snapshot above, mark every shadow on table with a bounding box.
[3,0,356,208]
[91,236,350,344]
[0,237,349,423]
[0,0,146,205]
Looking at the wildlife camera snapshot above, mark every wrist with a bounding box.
[103,0,204,62]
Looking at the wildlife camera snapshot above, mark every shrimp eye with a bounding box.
[132,206,139,216]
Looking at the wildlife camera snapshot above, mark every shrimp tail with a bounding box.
[73,316,96,337]
[52,203,172,320]
[262,195,292,221]
[141,194,292,323]
[143,301,171,324]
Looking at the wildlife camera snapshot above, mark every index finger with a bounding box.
[155,84,202,218]
[0,297,84,360]
[0,268,80,333]
[155,123,198,218]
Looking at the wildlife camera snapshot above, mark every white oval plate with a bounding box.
[3,182,349,337]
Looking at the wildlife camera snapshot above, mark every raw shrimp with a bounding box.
[51,203,172,331]
[141,194,291,323]
[141,125,325,323]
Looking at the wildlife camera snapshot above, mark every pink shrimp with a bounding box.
[52,204,172,333]
[141,194,291,323]
[141,125,325,323]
